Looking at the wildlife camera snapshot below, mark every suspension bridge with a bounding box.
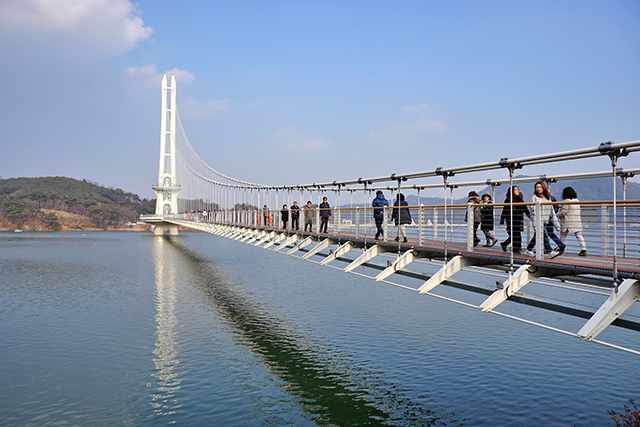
[142,75,640,355]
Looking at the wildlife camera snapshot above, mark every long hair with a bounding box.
[505,186,522,203]
[533,180,551,200]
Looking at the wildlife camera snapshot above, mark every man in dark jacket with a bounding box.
[290,201,300,230]
[372,191,388,240]
[391,193,411,243]
[319,197,331,233]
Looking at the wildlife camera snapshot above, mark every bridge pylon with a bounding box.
[151,74,182,234]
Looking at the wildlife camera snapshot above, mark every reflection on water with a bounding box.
[164,236,451,426]
[151,237,182,416]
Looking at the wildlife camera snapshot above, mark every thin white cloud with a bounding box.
[0,0,152,59]
[126,64,196,89]
[367,103,450,148]
[125,64,227,117]
[414,117,450,133]
[270,125,332,152]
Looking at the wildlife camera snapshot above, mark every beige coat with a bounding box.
[304,206,314,222]
[556,198,583,233]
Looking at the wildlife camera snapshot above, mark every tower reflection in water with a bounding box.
[151,237,182,416]
[161,236,448,427]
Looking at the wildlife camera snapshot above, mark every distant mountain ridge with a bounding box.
[403,175,640,205]
[335,176,639,208]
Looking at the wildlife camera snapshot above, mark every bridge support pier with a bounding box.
[154,224,179,236]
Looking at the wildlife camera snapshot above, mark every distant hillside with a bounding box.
[404,176,640,205]
[0,177,155,231]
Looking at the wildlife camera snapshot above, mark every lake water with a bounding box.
[0,231,638,426]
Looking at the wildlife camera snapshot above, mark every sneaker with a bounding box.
[524,250,535,257]
[403,237,408,243]
[549,248,562,259]
[558,244,566,254]
[579,250,587,256]
[500,242,507,252]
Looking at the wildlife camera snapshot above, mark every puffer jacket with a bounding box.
[371,193,389,219]
[557,198,583,233]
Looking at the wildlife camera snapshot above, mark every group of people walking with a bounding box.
[270,197,333,233]
[262,180,587,258]
[467,181,587,258]
[372,191,412,242]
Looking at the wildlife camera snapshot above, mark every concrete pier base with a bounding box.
[154,224,179,236]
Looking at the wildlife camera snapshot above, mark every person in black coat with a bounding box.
[281,204,289,230]
[499,186,531,253]
[480,193,498,247]
[391,193,412,243]
[290,201,300,230]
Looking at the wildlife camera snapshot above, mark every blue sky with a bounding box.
[1,0,638,199]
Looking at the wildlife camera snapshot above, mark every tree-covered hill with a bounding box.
[0,177,155,230]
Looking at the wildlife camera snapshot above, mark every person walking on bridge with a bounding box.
[290,201,300,230]
[304,201,314,232]
[464,191,482,247]
[263,205,269,227]
[372,190,389,240]
[525,181,565,258]
[281,204,289,230]
[319,197,331,233]
[557,187,587,256]
[392,193,411,243]
[480,193,498,247]
[499,186,530,253]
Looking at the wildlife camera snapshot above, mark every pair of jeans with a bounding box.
[374,217,384,236]
[527,223,563,252]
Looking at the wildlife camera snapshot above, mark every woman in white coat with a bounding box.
[525,181,564,257]
[557,187,587,256]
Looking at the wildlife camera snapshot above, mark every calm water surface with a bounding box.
[0,232,638,426]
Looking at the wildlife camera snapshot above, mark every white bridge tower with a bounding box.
[152,74,182,217]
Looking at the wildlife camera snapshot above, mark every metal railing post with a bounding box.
[467,203,474,251]
[383,206,389,242]
[433,208,438,242]
[419,204,424,246]
[535,200,543,260]
[601,204,609,257]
